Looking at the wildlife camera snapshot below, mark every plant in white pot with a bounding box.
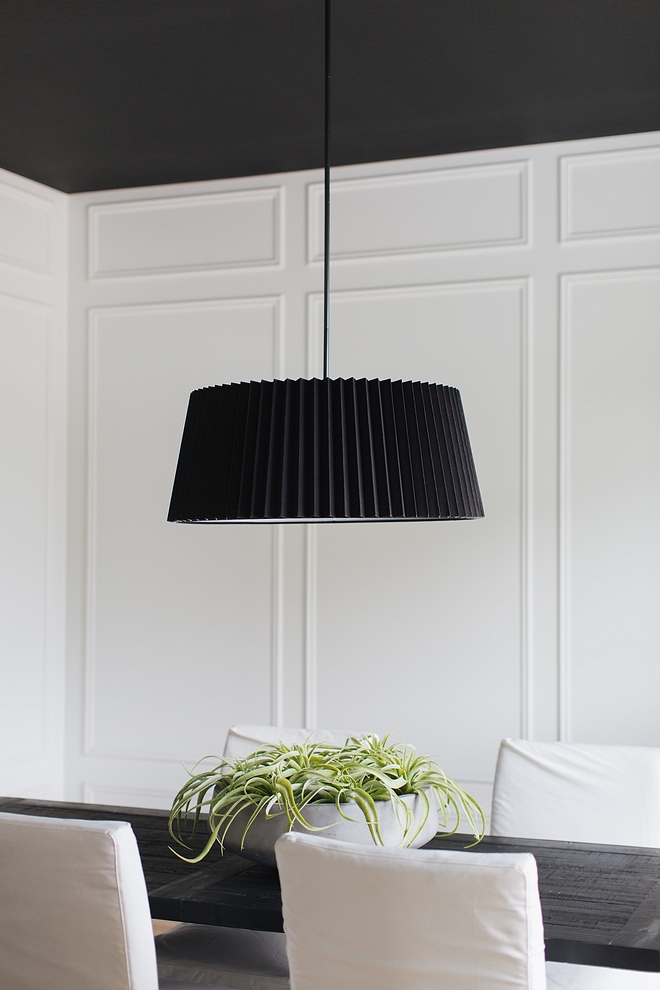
[169,734,485,867]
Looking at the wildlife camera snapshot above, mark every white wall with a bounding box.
[0,168,67,797]
[4,129,660,820]
[61,129,660,817]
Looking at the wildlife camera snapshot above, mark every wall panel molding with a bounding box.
[88,186,283,278]
[308,161,528,263]
[0,179,54,274]
[558,274,573,742]
[271,525,284,727]
[58,130,660,806]
[519,278,531,741]
[558,266,660,743]
[0,292,54,772]
[305,277,531,745]
[304,524,318,731]
[0,167,66,801]
[561,146,660,242]
[84,295,284,762]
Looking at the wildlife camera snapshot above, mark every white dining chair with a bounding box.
[275,831,547,990]
[0,811,289,990]
[491,739,660,990]
[223,724,359,761]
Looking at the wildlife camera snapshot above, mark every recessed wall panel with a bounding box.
[88,187,282,277]
[312,280,526,783]
[308,162,527,261]
[65,131,660,810]
[0,182,52,273]
[0,297,49,765]
[562,147,660,240]
[563,271,660,743]
[87,297,281,761]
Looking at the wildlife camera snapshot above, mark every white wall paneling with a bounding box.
[0,168,67,799]
[308,161,528,262]
[306,279,529,785]
[4,129,658,815]
[271,524,285,727]
[560,268,660,744]
[0,295,50,768]
[561,145,660,242]
[85,297,283,761]
[88,186,283,278]
[304,524,318,730]
[0,178,54,274]
[65,167,315,802]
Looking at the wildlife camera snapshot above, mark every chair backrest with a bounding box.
[0,812,159,990]
[223,724,359,760]
[275,832,546,990]
[491,739,660,846]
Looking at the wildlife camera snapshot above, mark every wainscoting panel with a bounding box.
[88,186,282,277]
[309,280,527,781]
[0,166,66,801]
[561,269,660,743]
[561,146,660,241]
[0,178,53,273]
[308,161,528,262]
[0,297,49,767]
[61,130,660,812]
[85,298,282,762]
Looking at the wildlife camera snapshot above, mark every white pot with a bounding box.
[217,792,438,868]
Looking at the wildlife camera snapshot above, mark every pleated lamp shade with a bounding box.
[168,377,484,523]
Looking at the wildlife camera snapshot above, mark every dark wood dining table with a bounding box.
[2,795,660,972]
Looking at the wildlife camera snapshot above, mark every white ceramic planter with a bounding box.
[218,792,439,867]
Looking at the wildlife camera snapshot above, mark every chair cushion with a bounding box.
[491,741,660,990]
[275,832,546,990]
[156,924,289,989]
[0,812,158,990]
[491,739,660,846]
[546,961,660,990]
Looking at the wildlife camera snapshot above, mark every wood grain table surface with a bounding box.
[3,796,660,972]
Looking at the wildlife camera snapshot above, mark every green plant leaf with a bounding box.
[168,734,485,863]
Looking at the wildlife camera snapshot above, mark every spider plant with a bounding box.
[169,734,485,863]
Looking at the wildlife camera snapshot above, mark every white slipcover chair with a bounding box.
[0,811,289,990]
[275,831,547,990]
[223,724,359,760]
[491,739,660,990]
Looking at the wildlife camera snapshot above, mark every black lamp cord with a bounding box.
[322,0,331,380]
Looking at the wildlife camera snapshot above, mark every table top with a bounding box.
[2,796,660,972]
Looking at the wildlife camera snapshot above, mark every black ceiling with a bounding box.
[2,0,660,194]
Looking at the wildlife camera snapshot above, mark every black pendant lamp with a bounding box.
[168,1,484,525]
